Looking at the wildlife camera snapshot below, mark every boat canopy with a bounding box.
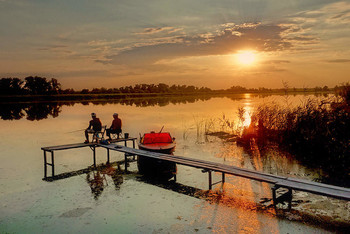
[141,132,173,144]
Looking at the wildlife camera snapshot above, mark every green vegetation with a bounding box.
[243,83,350,186]
[0,76,338,100]
[0,76,61,95]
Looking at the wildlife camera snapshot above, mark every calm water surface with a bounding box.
[0,94,348,233]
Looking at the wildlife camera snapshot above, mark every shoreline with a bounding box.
[0,90,334,104]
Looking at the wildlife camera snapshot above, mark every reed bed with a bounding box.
[249,85,350,185]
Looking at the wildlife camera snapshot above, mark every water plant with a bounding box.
[248,84,350,186]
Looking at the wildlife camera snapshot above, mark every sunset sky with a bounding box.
[1,0,349,90]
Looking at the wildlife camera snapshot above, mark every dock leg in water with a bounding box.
[272,186,293,210]
[208,170,212,190]
[90,146,96,167]
[51,151,55,177]
[107,148,110,164]
[43,150,47,178]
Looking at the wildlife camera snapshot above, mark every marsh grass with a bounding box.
[249,85,350,186]
[201,84,350,185]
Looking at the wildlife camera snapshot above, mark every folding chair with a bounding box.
[110,130,122,140]
[92,125,107,143]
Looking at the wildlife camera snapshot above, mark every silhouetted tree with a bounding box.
[0,78,25,95]
[49,78,61,94]
[23,76,61,95]
[24,76,49,94]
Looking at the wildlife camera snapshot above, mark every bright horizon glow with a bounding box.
[236,50,257,66]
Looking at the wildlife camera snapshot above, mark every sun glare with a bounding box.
[236,50,256,66]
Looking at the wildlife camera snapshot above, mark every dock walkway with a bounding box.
[42,141,350,209]
[41,138,136,178]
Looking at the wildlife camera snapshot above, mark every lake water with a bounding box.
[0,94,349,233]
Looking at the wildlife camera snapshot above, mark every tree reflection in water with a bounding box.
[0,104,25,120]
[0,102,62,121]
[0,96,214,121]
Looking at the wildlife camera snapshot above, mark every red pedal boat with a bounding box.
[137,131,176,180]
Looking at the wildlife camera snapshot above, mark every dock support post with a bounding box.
[287,188,292,210]
[272,186,277,206]
[92,146,96,167]
[43,150,47,178]
[51,151,55,177]
[107,148,110,164]
[272,186,293,210]
[222,172,225,184]
[132,140,136,159]
[124,153,128,173]
[208,170,212,190]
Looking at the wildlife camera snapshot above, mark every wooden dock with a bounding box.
[41,138,136,178]
[41,141,350,209]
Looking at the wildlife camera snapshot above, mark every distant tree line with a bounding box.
[0,77,214,95]
[0,76,61,95]
[0,76,339,96]
[83,83,213,94]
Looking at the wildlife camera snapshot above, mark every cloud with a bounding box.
[263,60,290,64]
[288,2,350,28]
[103,23,293,67]
[135,27,183,35]
[325,59,350,63]
[37,45,74,56]
[88,39,123,47]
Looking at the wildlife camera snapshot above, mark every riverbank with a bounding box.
[0,90,334,103]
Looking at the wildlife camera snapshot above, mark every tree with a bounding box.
[157,83,169,93]
[24,76,50,94]
[49,78,61,94]
[81,89,89,94]
[0,78,24,95]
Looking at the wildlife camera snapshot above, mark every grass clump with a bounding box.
[250,84,350,186]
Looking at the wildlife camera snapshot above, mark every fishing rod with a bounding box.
[66,128,86,133]
[159,126,164,133]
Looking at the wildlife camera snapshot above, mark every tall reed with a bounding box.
[250,85,350,185]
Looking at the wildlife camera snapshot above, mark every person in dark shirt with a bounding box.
[106,113,122,140]
[84,113,102,143]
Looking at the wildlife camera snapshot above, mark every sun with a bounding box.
[236,50,256,66]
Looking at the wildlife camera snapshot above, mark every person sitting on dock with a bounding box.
[106,113,122,140]
[84,113,102,143]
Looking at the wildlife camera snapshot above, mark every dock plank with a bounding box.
[41,138,137,151]
[286,177,350,192]
[101,144,350,201]
[41,142,96,151]
[276,180,350,201]
[42,142,350,203]
[101,144,284,184]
